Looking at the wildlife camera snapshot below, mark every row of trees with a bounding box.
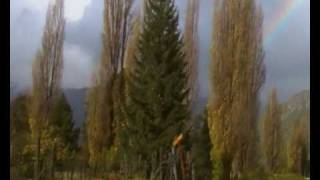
[10,0,309,179]
[262,89,309,177]
[10,89,309,179]
[208,0,309,179]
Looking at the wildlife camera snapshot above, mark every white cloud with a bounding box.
[65,0,91,22]
[24,0,51,13]
[16,0,91,22]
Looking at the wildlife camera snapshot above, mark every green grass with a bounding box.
[269,173,307,180]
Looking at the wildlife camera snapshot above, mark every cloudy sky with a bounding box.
[10,0,310,102]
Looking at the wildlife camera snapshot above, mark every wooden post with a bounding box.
[172,147,179,180]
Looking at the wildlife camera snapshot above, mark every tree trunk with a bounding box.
[172,147,179,180]
[178,146,189,180]
[221,157,232,180]
[104,74,116,149]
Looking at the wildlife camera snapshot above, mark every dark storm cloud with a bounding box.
[10,3,46,90]
[62,0,104,88]
[260,0,310,102]
[65,0,103,61]
[10,0,103,90]
[10,0,309,103]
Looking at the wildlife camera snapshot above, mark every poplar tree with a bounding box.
[124,0,189,176]
[85,0,134,169]
[124,12,141,73]
[183,0,199,112]
[208,0,265,179]
[262,89,282,173]
[287,115,308,176]
[30,0,65,178]
[118,11,142,155]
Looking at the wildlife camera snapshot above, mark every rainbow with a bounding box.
[263,0,305,45]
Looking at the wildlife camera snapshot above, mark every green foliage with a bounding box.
[123,0,189,176]
[49,93,79,149]
[11,94,31,156]
[211,153,223,180]
[47,92,79,166]
[191,109,212,180]
[124,0,187,158]
[78,120,90,167]
[11,94,30,135]
[10,93,34,178]
[23,92,79,173]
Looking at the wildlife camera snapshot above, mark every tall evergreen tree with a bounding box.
[47,92,79,170]
[124,0,189,177]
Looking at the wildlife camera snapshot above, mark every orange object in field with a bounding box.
[172,133,184,147]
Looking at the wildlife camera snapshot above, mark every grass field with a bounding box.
[269,173,308,180]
